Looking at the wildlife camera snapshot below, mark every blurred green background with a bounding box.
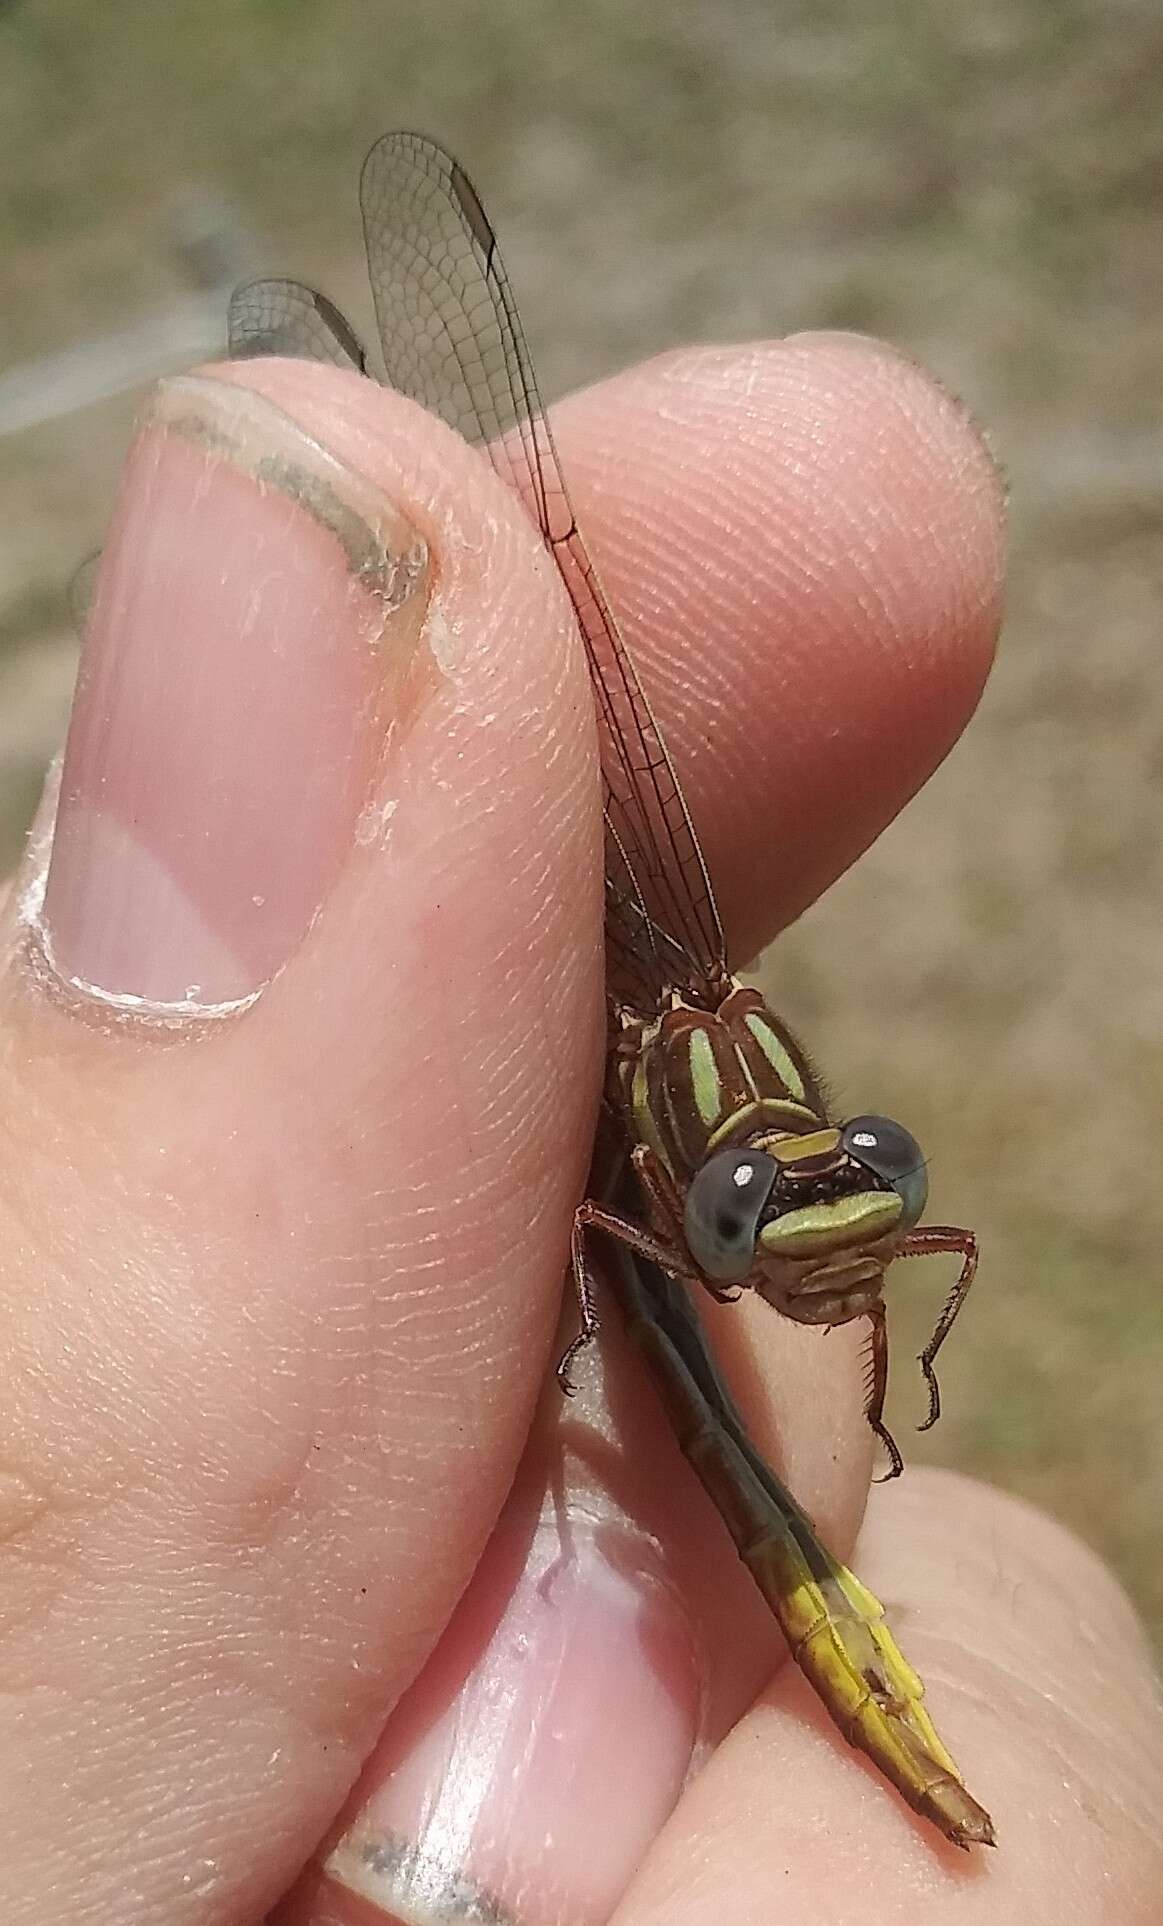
[1,2,1161,1642]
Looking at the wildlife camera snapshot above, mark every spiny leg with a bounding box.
[630,1143,742,1303]
[897,1226,979,1430]
[559,1146,700,1393]
[863,1301,904,1481]
[558,1209,604,1395]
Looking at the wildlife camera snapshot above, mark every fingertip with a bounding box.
[552,335,1006,956]
[784,326,1007,689]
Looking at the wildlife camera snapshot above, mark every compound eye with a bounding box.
[841,1115,928,1229]
[684,1148,778,1282]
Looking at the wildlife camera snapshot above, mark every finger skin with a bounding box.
[286,339,1012,1926]
[609,1474,1163,1925]
[550,331,1005,965]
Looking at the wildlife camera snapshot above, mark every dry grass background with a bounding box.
[1,1,1161,1641]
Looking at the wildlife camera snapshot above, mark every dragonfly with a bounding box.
[229,131,994,1851]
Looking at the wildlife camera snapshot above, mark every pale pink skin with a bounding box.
[0,337,1156,1926]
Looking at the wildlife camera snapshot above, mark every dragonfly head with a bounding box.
[683,1115,928,1284]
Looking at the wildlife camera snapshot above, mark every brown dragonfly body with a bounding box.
[570,970,979,1483]
[230,131,993,1849]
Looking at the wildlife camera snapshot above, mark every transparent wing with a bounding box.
[358,133,725,1008]
[228,279,369,373]
[226,135,726,1008]
[67,549,102,638]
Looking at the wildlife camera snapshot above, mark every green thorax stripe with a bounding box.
[623,981,826,1180]
[742,1009,807,1102]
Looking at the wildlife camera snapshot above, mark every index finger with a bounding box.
[549,330,1005,964]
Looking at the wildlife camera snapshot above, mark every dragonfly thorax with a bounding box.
[615,977,828,1181]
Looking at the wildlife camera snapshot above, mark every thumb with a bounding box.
[0,359,602,1922]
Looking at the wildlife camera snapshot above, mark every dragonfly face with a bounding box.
[687,1128,916,1324]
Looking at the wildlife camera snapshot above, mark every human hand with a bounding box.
[1,335,1158,1924]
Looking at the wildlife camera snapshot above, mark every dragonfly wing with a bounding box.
[67,549,102,639]
[357,131,726,1008]
[228,279,369,373]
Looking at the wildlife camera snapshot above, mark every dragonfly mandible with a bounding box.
[229,131,994,1850]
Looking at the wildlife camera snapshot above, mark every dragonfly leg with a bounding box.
[625,1142,747,1304]
[628,1140,683,1222]
[863,1303,904,1482]
[557,1210,602,1394]
[897,1226,979,1431]
[560,1193,699,1394]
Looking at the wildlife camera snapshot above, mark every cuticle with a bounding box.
[327,1827,518,1925]
[150,374,432,603]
